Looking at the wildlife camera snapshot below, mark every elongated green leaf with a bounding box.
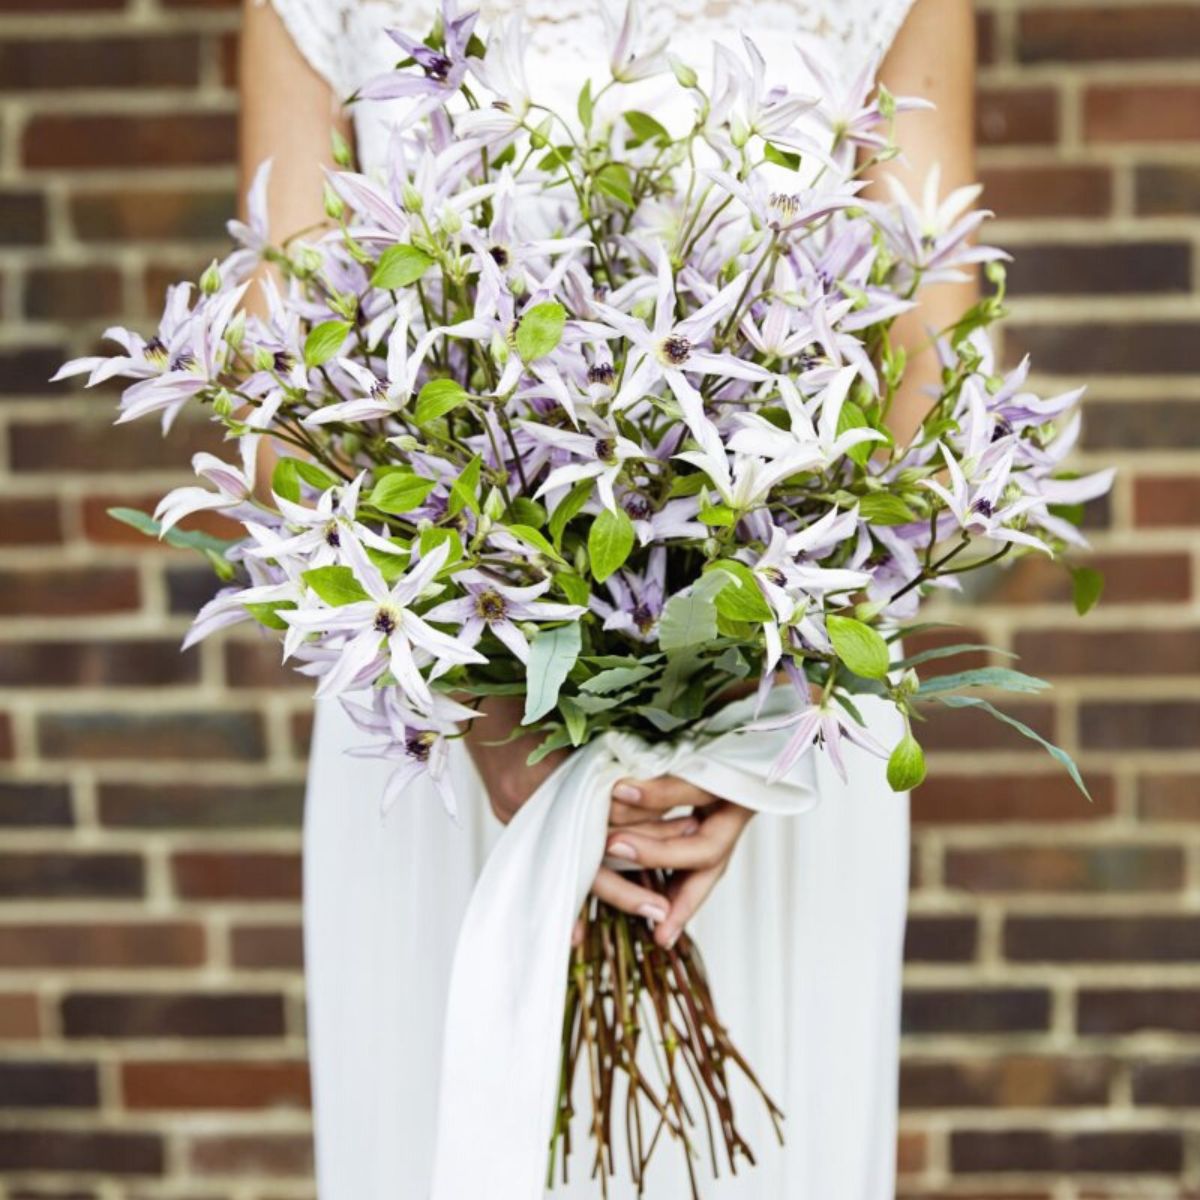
[271,457,303,503]
[107,507,240,556]
[371,244,434,290]
[413,378,468,425]
[418,526,462,569]
[917,667,1050,696]
[887,731,926,791]
[516,301,566,361]
[244,600,296,631]
[588,507,634,583]
[366,544,412,583]
[658,571,729,651]
[557,572,590,607]
[509,497,546,529]
[580,663,658,695]
[827,614,891,680]
[527,726,573,765]
[302,564,369,606]
[858,493,918,526]
[507,523,567,564]
[577,79,593,129]
[637,705,688,733]
[595,163,635,207]
[934,694,1091,801]
[559,695,588,746]
[368,471,436,514]
[449,454,482,516]
[304,320,351,369]
[707,560,774,623]
[764,142,801,171]
[1071,566,1104,616]
[523,623,582,724]
[549,478,594,547]
[625,110,670,146]
[894,643,1016,671]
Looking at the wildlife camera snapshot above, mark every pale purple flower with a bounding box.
[524,419,648,513]
[591,547,666,643]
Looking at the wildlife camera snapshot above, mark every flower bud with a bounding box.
[441,204,463,235]
[402,182,424,213]
[341,432,363,458]
[224,310,246,351]
[294,245,324,277]
[331,128,353,168]
[388,434,421,452]
[730,114,750,149]
[253,346,276,373]
[200,259,222,296]
[483,487,506,522]
[668,55,698,88]
[324,184,346,222]
[490,330,510,366]
[212,389,235,418]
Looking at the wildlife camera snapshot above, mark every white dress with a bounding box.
[272,1,916,1196]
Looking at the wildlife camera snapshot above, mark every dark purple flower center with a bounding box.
[761,566,786,586]
[489,245,510,267]
[406,730,435,761]
[661,334,692,366]
[416,49,453,81]
[972,497,995,518]
[624,494,651,521]
[594,437,616,462]
[170,350,196,372]
[324,524,341,548]
[587,362,615,387]
[475,589,507,622]
[991,417,1013,443]
[631,602,657,634]
[273,350,294,374]
[144,337,168,366]
[374,608,398,635]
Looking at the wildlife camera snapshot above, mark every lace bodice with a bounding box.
[270,0,916,111]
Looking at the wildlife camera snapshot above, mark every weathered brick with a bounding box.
[920,701,1056,753]
[903,988,1052,1035]
[9,417,222,473]
[1137,164,1200,215]
[0,922,204,968]
[982,165,1112,219]
[1006,322,1200,375]
[0,993,41,1039]
[122,1060,310,1110]
[0,567,140,616]
[0,189,47,243]
[25,266,124,321]
[0,1061,99,1108]
[1134,475,1200,527]
[82,492,240,547]
[977,87,1058,145]
[1132,1060,1200,1106]
[0,346,68,396]
[97,782,303,829]
[23,114,236,170]
[0,852,144,898]
[71,186,233,242]
[1006,916,1200,963]
[901,1057,1111,1109]
[1139,774,1200,822]
[0,1130,163,1175]
[62,991,285,1039]
[0,35,200,90]
[229,924,303,970]
[224,641,310,688]
[1080,701,1200,751]
[1081,400,1200,451]
[905,916,977,963]
[1085,84,1200,142]
[1079,988,1200,1035]
[0,782,73,828]
[0,496,62,545]
[38,712,266,762]
[0,641,198,688]
[1019,7,1200,62]
[912,773,1113,824]
[951,1129,1183,1174]
[1005,241,1191,296]
[1014,629,1200,677]
[989,552,1191,606]
[946,845,1183,894]
[171,851,301,901]
[188,1134,312,1176]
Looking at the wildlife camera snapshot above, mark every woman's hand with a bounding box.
[592,776,755,950]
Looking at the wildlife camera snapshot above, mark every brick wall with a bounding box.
[0,1,1196,1196]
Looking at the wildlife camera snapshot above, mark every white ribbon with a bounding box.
[430,689,819,1199]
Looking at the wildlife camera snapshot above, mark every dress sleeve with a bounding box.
[264,0,356,97]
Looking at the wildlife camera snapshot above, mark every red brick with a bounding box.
[989,552,1191,606]
[0,567,140,616]
[1082,399,1200,451]
[1132,1060,1200,1106]
[901,1056,1111,1109]
[0,496,61,545]
[0,922,205,969]
[224,641,310,689]
[122,1060,309,1110]
[0,35,200,90]
[1139,774,1200,822]
[62,991,285,1039]
[0,782,74,828]
[1006,915,1200,963]
[23,114,236,170]
[25,266,123,320]
[1006,321,1200,375]
[945,845,1184,893]
[0,190,47,244]
[188,1134,312,1176]
[0,852,144,899]
[0,713,11,760]
[229,924,303,970]
[905,915,977,963]
[0,993,41,1039]
[1137,164,1200,215]
[38,712,266,762]
[0,1061,99,1108]
[0,1130,163,1175]
[903,988,1052,1035]
[1013,629,1200,677]
[81,492,240,546]
[981,165,1112,219]
[977,87,1059,145]
[172,852,301,901]
[951,1129,1183,1174]
[1004,240,1190,296]
[97,782,303,829]
[1134,475,1200,527]
[912,772,1113,824]
[1019,7,1200,62]
[1085,84,1200,143]
[1080,701,1200,751]
[920,701,1056,753]
[9,417,222,473]
[291,708,313,759]
[71,186,233,242]
[896,1130,927,1176]
[0,346,69,396]
[0,641,197,688]
[1079,988,1200,1035]
[0,0,124,8]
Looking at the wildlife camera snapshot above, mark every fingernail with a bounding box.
[637,902,668,924]
[612,782,642,803]
[607,840,637,862]
[665,928,681,950]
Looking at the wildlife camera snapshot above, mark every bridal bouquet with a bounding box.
[57,0,1112,1191]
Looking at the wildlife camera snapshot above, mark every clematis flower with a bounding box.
[604,0,667,83]
[523,419,648,513]
[706,168,861,236]
[422,569,585,663]
[457,16,532,143]
[591,547,667,643]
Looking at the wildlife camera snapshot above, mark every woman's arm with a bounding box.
[868,0,979,444]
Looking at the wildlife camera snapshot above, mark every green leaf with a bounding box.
[625,110,670,146]
[527,726,573,766]
[557,572,590,607]
[559,695,588,746]
[449,454,482,516]
[295,460,337,491]
[271,457,303,503]
[507,523,566,564]
[304,320,352,369]
[368,471,436,514]
[707,560,774,623]
[244,600,296,631]
[637,705,688,733]
[302,564,369,606]
[827,614,891,680]
[577,78,594,129]
[370,244,434,290]
[523,623,582,724]
[549,478,594,547]
[106,507,239,557]
[917,667,1050,697]
[580,663,658,695]
[418,526,462,569]
[413,378,468,425]
[669,472,707,498]
[838,400,888,468]
[858,493,918,526]
[536,144,574,173]
[588,507,635,583]
[698,499,736,527]
[366,544,412,583]
[763,142,801,171]
[887,731,926,791]
[659,571,730,651]
[595,163,635,208]
[1071,566,1104,616]
[509,497,546,529]
[894,643,1016,671]
[934,694,1092,801]
[515,301,566,362]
